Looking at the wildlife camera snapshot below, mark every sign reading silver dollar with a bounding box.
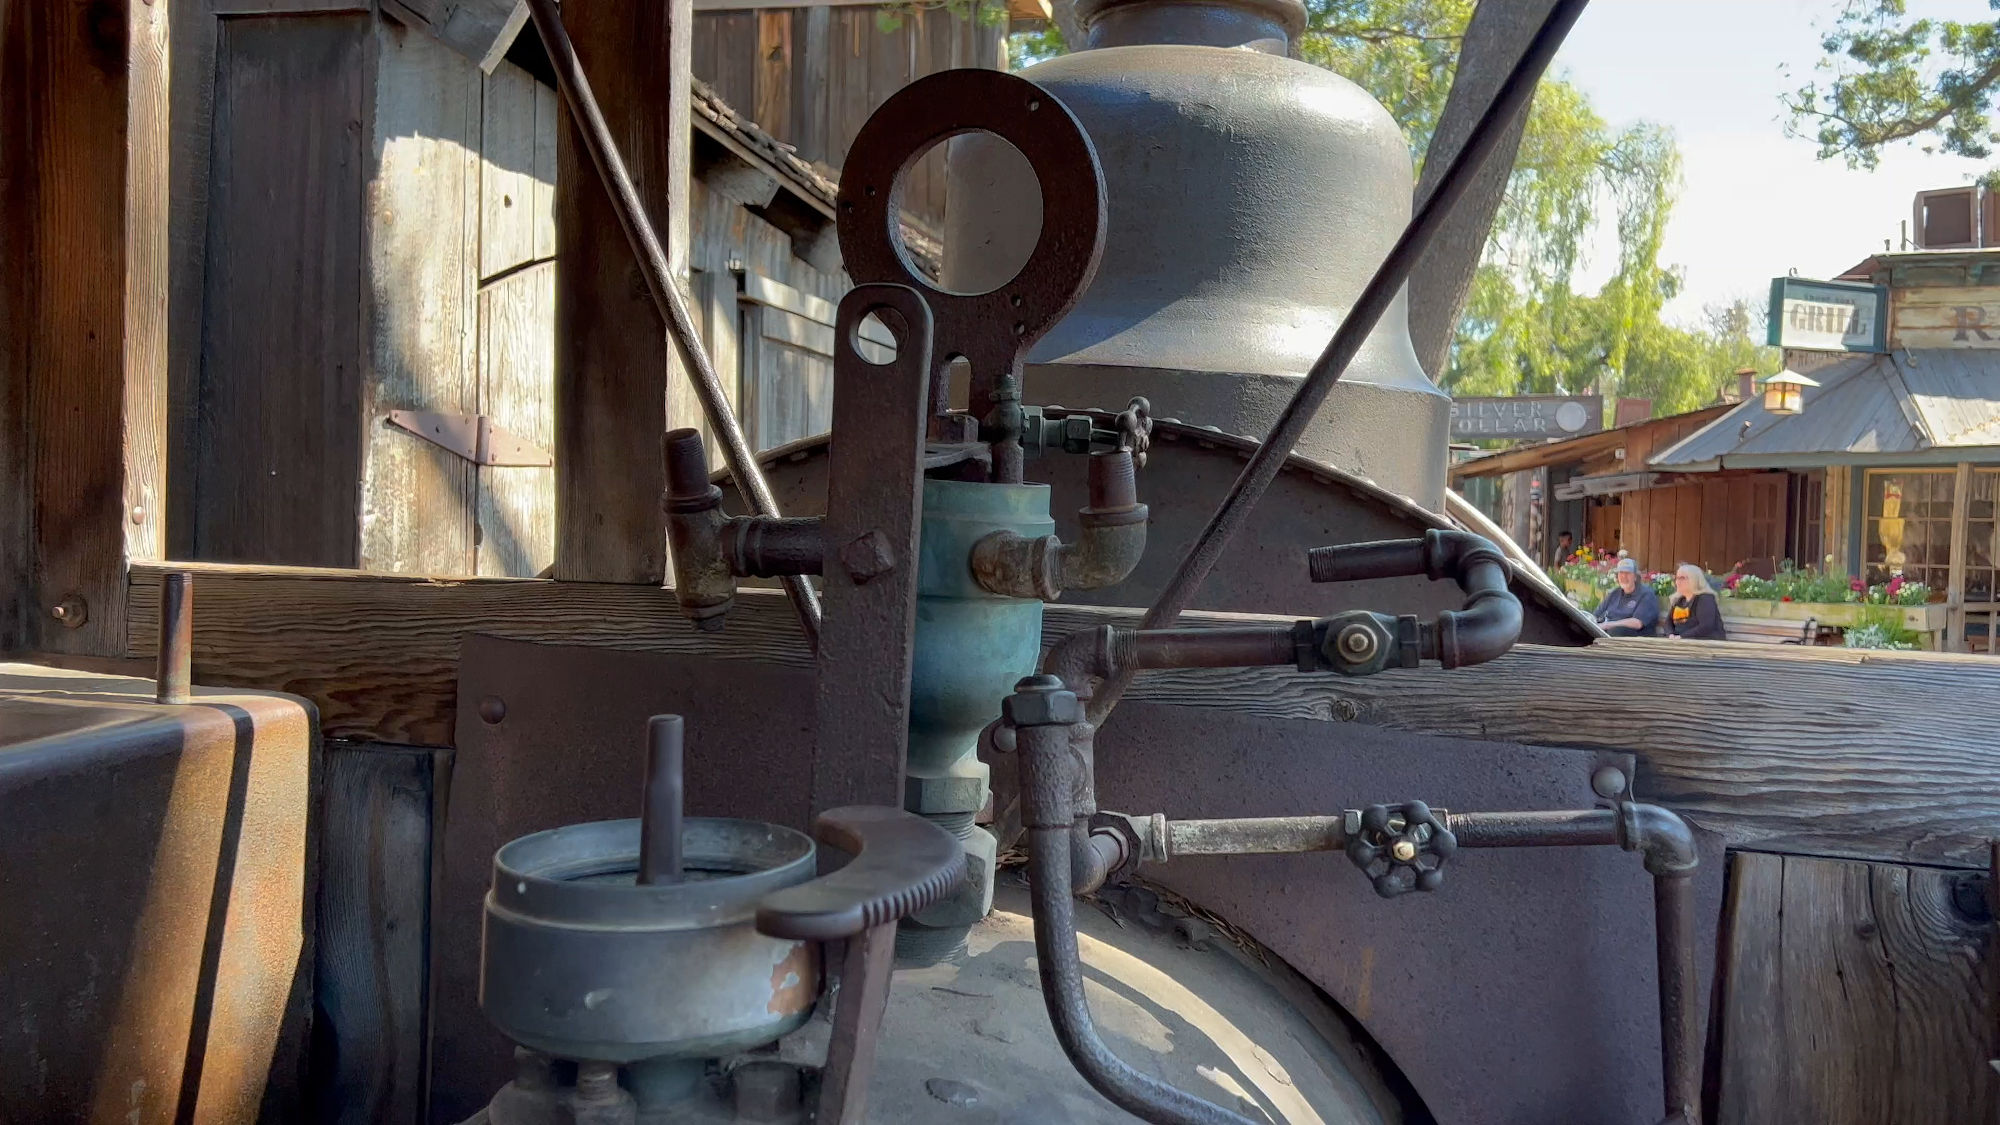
[1449,395,1603,438]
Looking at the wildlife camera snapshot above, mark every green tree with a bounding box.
[1784,0,2000,170]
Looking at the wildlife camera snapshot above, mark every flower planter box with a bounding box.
[1560,577,1604,603]
[1721,597,1948,632]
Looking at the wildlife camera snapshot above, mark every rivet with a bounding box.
[478,695,507,724]
[1591,764,1629,800]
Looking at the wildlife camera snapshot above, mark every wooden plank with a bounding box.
[1826,464,1853,569]
[1716,853,1997,1123]
[211,0,369,11]
[166,1,219,563]
[1,0,170,656]
[790,6,830,167]
[477,60,545,281]
[709,11,757,115]
[533,80,558,260]
[125,565,2000,866]
[359,22,482,576]
[314,741,439,1125]
[828,7,870,167]
[195,12,369,568]
[553,0,692,583]
[753,10,791,142]
[475,262,556,577]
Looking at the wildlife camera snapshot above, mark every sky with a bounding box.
[1553,0,2000,325]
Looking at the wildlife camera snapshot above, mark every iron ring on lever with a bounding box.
[837,69,1108,474]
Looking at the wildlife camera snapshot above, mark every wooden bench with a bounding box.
[1721,615,1818,645]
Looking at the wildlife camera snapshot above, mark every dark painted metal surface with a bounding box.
[446,639,1706,1124]
[755,807,966,943]
[837,67,1106,470]
[1089,699,1722,1125]
[437,637,816,1121]
[812,284,935,817]
[0,664,317,1124]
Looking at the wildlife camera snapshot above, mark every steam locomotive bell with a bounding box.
[944,0,1452,507]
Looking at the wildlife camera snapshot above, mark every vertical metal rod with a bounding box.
[638,715,686,885]
[522,0,822,650]
[1087,0,1592,725]
[814,923,898,1124]
[1655,871,1701,1124]
[155,571,193,706]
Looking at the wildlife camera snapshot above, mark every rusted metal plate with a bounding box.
[1089,700,1725,1125]
[811,284,934,817]
[433,636,816,1122]
[0,664,317,1125]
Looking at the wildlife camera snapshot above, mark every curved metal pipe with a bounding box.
[974,451,1149,600]
[1306,529,1521,669]
[1026,828,1263,1125]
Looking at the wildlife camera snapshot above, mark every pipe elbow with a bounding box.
[1620,803,1699,876]
[972,450,1148,600]
[1435,576,1523,668]
[1042,625,1129,696]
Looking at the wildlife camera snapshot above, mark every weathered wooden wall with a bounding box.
[1892,283,2000,349]
[1714,852,1996,1124]
[1620,472,1788,575]
[691,5,1006,229]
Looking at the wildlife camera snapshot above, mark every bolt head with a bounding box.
[840,530,897,583]
[1591,764,1629,799]
[1337,623,1378,660]
[1391,840,1418,863]
[50,596,87,628]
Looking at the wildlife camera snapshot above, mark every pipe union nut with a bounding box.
[1004,674,1084,727]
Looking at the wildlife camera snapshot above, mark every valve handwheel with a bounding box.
[1346,800,1456,898]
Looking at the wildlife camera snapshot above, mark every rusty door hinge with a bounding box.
[386,411,553,467]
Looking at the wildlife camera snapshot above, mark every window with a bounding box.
[1862,469,1955,590]
[1967,470,2000,604]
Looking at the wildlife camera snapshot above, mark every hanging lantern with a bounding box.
[1761,368,1819,416]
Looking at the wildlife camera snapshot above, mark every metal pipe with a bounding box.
[155,571,193,706]
[662,429,737,629]
[973,451,1149,600]
[1026,827,1262,1125]
[724,516,826,577]
[638,715,686,884]
[1448,808,1619,850]
[523,0,821,649]
[1655,872,1701,1124]
[1167,815,1344,857]
[1088,0,1591,726]
[1132,626,1298,671]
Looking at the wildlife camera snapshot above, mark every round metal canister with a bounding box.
[943,0,1451,507]
[903,478,1051,957]
[480,817,819,1064]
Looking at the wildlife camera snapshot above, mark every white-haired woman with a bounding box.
[1665,564,1727,640]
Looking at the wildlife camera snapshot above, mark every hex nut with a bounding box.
[1002,676,1082,727]
[905,773,987,815]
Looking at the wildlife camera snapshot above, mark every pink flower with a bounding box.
[1850,577,1866,592]
[1886,576,1904,595]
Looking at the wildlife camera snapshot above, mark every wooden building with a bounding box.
[1448,402,1808,576]
[1652,249,2000,651]
[158,0,991,581]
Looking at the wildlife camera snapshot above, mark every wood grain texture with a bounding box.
[195,12,369,567]
[1,0,169,656]
[314,741,437,1125]
[125,567,2000,866]
[475,263,556,577]
[553,0,691,583]
[359,23,481,575]
[165,0,220,563]
[1716,853,1996,1123]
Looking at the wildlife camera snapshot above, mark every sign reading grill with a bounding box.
[1767,277,1888,353]
[1449,395,1602,439]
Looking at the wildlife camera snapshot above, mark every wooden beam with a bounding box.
[1,0,169,657]
[125,562,2000,867]
[552,0,694,583]
[1950,461,1973,651]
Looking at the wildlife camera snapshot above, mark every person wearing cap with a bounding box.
[1593,557,1660,637]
